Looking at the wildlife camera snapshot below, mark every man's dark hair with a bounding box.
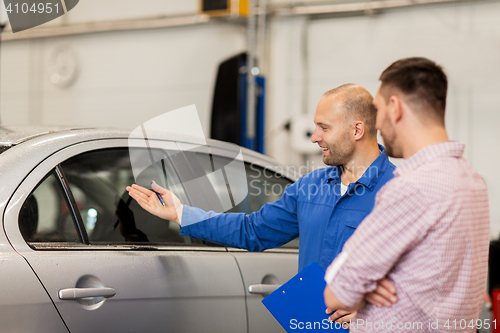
[324,84,378,137]
[379,57,448,124]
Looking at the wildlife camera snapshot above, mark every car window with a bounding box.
[56,147,204,245]
[194,153,299,249]
[19,171,82,244]
[55,148,201,244]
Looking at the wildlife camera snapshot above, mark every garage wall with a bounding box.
[1,0,199,27]
[267,0,500,238]
[0,0,246,133]
[1,24,246,133]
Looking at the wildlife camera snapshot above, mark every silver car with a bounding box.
[0,126,299,333]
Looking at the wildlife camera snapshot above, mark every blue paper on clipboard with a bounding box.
[262,262,348,332]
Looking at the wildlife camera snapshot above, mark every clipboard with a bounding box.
[262,262,348,332]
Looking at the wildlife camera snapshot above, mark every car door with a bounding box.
[227,163,299,333]
[4,139,247,333]
[172,142,299,333]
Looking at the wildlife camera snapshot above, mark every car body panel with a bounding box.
[230,251,298,333]
[0,242,69,333]
[8,249,247,333]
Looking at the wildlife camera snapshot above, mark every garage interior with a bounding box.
[0,0,499,331]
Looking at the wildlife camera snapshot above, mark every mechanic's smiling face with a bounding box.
[311,94,355,166]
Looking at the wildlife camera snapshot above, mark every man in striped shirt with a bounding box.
[324,57,490,332]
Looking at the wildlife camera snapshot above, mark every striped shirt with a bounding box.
[325,141,490,332]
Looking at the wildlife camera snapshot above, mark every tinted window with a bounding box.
[194,153,299,249]
[59,148,196,245]
[19,171,81,244]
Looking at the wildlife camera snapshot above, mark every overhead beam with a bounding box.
[1,14,211,41]
[271,0,490,16]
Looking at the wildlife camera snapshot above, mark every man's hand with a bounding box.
[365,278,397,307]
[126,183,183,225]
[323,278,396,328]
[325,308,355,329]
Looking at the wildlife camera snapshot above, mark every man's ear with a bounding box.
[353,121,365,141]
[390,95,403,124]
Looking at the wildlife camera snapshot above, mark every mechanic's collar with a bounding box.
[326,144,389,191]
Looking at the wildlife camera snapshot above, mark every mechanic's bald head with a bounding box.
[322,84,377,137]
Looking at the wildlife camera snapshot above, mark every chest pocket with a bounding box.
[343,211,370,239]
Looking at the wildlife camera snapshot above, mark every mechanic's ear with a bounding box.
[353,121,365,141]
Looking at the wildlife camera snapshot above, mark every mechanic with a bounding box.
[323,58,490,333]
[128,84,398,326]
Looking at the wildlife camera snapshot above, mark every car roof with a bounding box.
[0,126,298,181]
[0,125,197,146]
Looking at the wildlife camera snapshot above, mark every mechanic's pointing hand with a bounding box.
[126,183,183,225]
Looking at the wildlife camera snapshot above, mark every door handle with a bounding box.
[58,287,116,300]
[248,284,281,294]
